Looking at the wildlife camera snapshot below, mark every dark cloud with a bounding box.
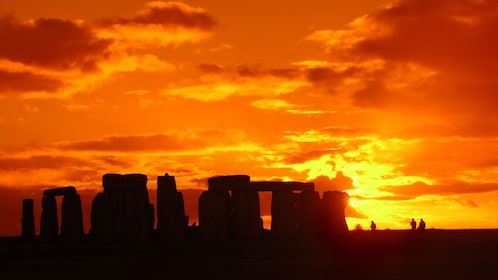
[380,181,498,197]
[198,63,224,73]
[94,155,135,169]
[98,2,216,30]
[356,0,498,77]
[60,134,195,151]
[63,168,103,184]
[0,70,63,94]
[313,171,355,194]
[0,155,90,171]
[352,81,390,108]
[237,64,300,79]
[283,150,332,165]
[0,15,111,71]
[452,197,479,208]
[309,0,498,116]
[58,129,242,152]
[306,66,359,87]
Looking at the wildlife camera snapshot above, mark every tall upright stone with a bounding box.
[321,190,349,235]
[232,190,263,239]
[21,198,35,240]
[156,173,188,242]
[89,192,109,242]
[40,196,58,242]
[91,173,154,242]
[205,174,262,239]
[198,190,231,241]
[296,190,321,236]
[60,191,84,242]
[271,190,298,237]
[40,186,85,242]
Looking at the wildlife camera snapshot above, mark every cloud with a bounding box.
[198,63,224,73]
[99,1,216,30]
[97,1,216,48]
[452,197,479,208]
[306,66,360,88]
[237,65,300,79]
[0,69,63,94]
[162,75,307,102]
[312,171,355,194]
[57,129,246,152]
[0,15,111,71]
[306,0,498,116]
[0,155,90,171]
[59,133,200,152]
[380,181,498,197]
[283,150,334,165]
[0,2,216,98]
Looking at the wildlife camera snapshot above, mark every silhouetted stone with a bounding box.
[43,186,77,197]
[157,173,188,241]
[89,192,109,242]
[208,175,250,191]
[232,190,263,239]
[60,192,84,242]
[198,190,231,240]
[40,186,85,242]
[92,173,153,242]
[296,190,321,236]
[40,196,58,242]
[321,191,349,235]
[21,198,35,240]
[271,190,298,237]
[250,181,314,192]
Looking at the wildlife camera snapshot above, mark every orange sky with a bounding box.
[1,0,498,237]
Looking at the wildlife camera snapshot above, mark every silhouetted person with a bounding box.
[410,218,416,231]
[417,218,426,231]
[370,220,376,231]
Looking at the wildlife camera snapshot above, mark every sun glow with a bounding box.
[349,198,356,207]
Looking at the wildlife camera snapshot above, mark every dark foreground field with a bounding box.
[1,229,497,279]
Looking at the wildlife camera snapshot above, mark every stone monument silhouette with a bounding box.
[90,173,154,242]
[198,174,348,240]
[39,186,84,242]
[21,198,35,240]
[156,173,188,242]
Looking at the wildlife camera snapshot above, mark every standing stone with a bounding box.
[60,192,84,242]
[40,196,58,242]
[157,173,188,242]
[21,199,35,240]
[296,190,321,237]
[321,191,349,235]
[198,190,231,241]
[232,190,263,239]
[99,173,153,242]
[89,192,109,242]
[208,175,251,191]
[40,186,85,242]
[271,190,298,237]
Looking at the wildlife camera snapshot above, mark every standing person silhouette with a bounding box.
[370,220,377,231]
[417,218,426,231]
[410,218,417,231]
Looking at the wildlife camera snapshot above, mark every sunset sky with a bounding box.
[1,0,498,236]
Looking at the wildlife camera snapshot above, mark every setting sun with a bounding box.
[349,198,356,207]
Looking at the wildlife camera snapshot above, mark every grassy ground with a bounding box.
[1,229,497,279]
